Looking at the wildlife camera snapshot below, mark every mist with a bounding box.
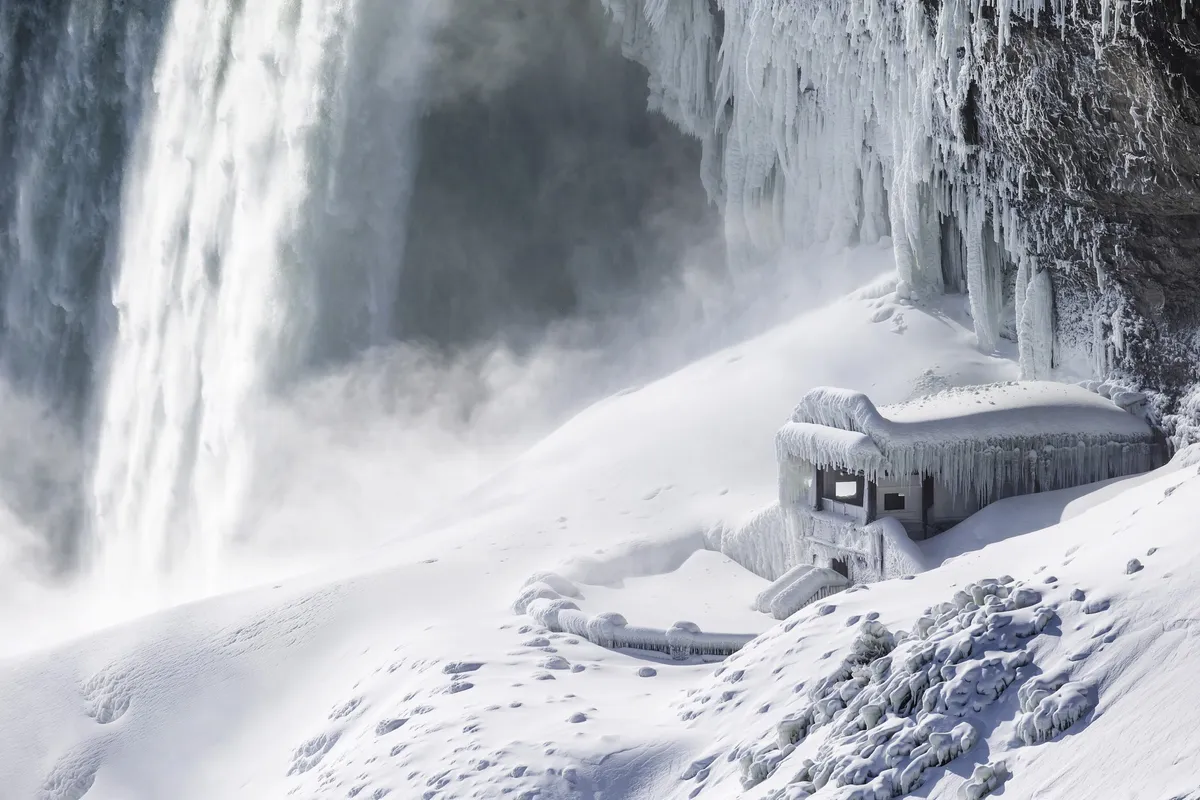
[0,0,884,623]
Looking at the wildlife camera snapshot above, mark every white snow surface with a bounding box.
[3,273,1197,799]
[570,550,770,634]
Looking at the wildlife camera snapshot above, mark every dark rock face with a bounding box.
[969,5,1200,403]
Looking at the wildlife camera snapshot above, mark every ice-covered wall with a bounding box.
[604,0,1200,423]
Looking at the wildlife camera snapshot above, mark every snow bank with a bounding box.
[780,381,1159,503]
[711,504,794,581]
[875,516,927,578]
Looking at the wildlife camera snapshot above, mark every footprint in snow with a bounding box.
[375,718,408,736]
[442,661,483,675]
[1067,644,1096,662]
[329,697,363,720]
[288,731,341,776]
[82,668,133,726]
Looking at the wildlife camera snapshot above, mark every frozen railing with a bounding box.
[531,603,756,660]
[514,572,757,660]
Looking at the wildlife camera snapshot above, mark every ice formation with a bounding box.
[718,501,927,586]
[779,381,1160,504]
[719,576,1089,798]
[603,0,1188,380]
[754,566,851,621]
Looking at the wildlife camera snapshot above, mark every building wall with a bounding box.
[780,504,926,584]
[929,476,983,534]
[873,473,923,535]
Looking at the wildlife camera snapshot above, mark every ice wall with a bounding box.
[604,0,1198,390]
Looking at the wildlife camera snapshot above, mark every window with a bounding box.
[835,481,859,499]
[884,492,906,511]
[821,468,864,506]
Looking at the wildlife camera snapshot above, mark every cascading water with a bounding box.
[88,0,440,593]
[0,0,165,569]
[0,0,719,603]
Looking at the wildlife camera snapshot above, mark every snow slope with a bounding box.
[22,260,1189,800]
[663,452,1200,800]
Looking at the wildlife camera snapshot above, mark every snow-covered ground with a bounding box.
[5,257,1196,800]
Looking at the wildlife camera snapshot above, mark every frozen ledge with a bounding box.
[514,573,756,661]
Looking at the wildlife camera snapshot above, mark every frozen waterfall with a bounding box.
[604,0,1185,374]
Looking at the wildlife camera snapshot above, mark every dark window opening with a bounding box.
[883,492,906,511]
[821,468,864,506]
[831,558,849,579]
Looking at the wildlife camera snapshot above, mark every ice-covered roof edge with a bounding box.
[777,382,1162,502]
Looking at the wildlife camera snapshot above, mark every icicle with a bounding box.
[610,0,1142,374]
[782,382,1157,506]
[1018,268,1055,379]
[964,198,1000,353]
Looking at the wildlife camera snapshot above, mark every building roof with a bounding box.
[776,381,1159,501]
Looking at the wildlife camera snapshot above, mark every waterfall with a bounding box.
[0,0,165,568]
[87,0,437,593]
[0,0,717,599]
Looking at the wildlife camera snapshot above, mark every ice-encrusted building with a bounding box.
[776,381,1164,584]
